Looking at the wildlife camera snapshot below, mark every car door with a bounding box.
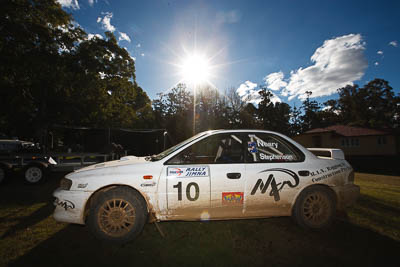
[243,132,306,217]
[161,136,213,220]
[207,133,246,219]
[162,133,246,220]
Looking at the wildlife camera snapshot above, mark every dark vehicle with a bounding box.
[0,139,41,155]
[0,139,111,184]
[0,139,52,184]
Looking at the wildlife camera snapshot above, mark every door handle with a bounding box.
[227,173,241,179]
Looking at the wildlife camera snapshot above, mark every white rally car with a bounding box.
[53,130,360,243]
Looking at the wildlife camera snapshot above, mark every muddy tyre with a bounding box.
[292,186,336,229]
[24,164,46,184]
[88,187,148,244]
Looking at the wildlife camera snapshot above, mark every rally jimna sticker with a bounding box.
[167,167,209,177]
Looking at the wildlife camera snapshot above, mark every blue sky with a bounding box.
[58,0,400,107]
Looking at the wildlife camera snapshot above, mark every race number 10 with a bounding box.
[173,182,199,201]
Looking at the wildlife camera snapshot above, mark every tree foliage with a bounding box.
[300,91,322,132]
[257,88,291,135]
[323,79,400,128]
[0,0,152,141]
[153,84,193,142]
[153,78,399,143]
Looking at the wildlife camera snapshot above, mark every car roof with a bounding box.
[201,129,282,135]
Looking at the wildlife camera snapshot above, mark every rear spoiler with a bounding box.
[307,148,345,160]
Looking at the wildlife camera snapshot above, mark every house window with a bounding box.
[341,138,359,147]
[377,136,387,145]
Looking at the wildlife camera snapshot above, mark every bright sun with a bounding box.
[180,54,211,86]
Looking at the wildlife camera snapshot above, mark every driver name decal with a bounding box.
[167,167,209,177]
[256,140,278,149]
[251,168,299,201]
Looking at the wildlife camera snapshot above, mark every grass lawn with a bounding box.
[0,172,399,267]
[348,173,400,241]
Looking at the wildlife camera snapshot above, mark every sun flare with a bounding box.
[179,54,211,86]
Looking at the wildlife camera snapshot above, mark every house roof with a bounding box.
[304,125,390,137]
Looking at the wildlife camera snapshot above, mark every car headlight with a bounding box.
[60,178,72,190]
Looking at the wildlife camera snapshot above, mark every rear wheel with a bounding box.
[292,186,335,229]
[24,165,45,184]
[88,187,147,243]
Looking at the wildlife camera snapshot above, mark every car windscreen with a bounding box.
[150,132,210,161]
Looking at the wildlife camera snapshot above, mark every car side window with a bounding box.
[167,134,244,164]
[245,133,303,163]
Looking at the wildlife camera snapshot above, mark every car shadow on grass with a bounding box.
[0,172,63,206]
[0,202,54,239]
[8,217,400,267]
[348,194,400,240]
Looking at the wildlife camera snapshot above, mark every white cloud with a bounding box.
[216,10,241,24]
[119,32,131,42]
[141,53,145,57]
[276,33,367,100]
[97,12,115,32]
[236,81,281,105]
[237,81,257,97]
[377,50,383,55]
[88,0,97,6]
[57,0,79,9]
[322,105,340,115]
[389,41,398,47]
[136,43,141,48]
[88,33,103,40]
[264,71,287,91]
[322,105,331,111]
[374,62,379,66]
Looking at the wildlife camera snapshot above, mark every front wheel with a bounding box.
[292,186,336,229]
[88,187,148,243]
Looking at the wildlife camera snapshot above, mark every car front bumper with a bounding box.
[331,184,360,210]
[53,188,92,225]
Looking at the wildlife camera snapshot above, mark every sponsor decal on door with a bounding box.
[167,167,209,177]
[222,192,244,205]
